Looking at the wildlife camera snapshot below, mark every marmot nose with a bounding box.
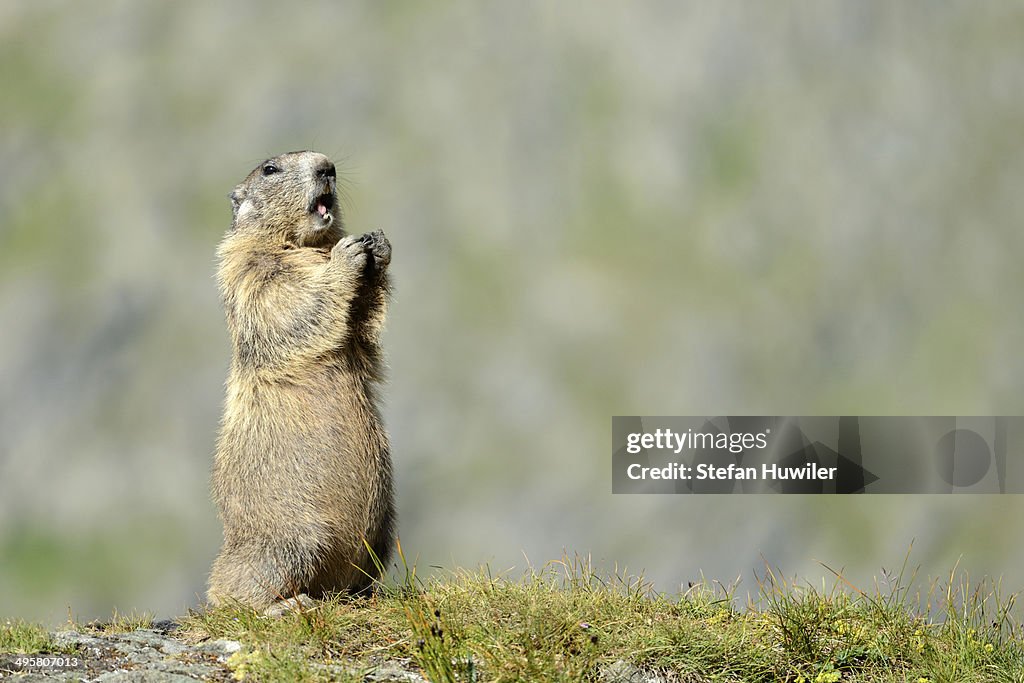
[315,162,336,181]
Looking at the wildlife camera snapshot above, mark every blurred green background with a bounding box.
[2,2,1024,624]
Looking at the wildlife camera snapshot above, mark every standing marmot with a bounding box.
[206,151,394,612]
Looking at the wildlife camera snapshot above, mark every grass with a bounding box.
[2,551,1024,682]
[0,619,52,654]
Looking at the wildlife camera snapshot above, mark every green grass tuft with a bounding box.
[174,551,1024,682]
[0,619,52,654]
[6,551,1024,681]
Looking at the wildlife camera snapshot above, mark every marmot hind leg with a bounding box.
[207,543,315,611]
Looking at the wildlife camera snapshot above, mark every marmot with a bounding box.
[206,151,394,612]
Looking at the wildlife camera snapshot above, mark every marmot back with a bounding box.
[207,151,394,612]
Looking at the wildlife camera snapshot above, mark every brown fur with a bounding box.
[206,151,393,611]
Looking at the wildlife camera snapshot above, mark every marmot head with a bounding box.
[229,151,343,248]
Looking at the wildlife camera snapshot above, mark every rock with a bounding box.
[51,630,107,651]
[601,659,667,683]
[149,620,179,634]
[8,627,426,681]
[364,660,429,682]
[197,638,241,656]
[93,671,204,682]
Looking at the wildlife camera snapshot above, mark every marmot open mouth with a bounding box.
[309,191,335,224]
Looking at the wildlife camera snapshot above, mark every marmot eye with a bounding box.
[262,163,280,176]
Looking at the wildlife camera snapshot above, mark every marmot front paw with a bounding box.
[332,234,369,271]
[360,230,391,271]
